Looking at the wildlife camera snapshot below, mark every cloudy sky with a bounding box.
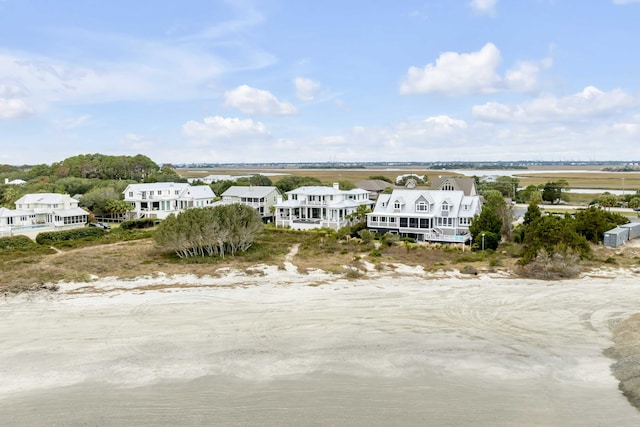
[1,0,640,165]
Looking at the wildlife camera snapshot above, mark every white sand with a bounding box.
[1,266,640,426]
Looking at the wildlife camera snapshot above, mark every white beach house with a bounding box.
[366,189,481,243]
[123,182,215,220]
[0,193,88,236]
[219,186,281,222]
[274,183,373,230]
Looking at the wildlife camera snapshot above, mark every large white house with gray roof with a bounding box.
[366,189,481,243]
[123,182,215,219]
[0,193,88,236]
[219,186,281,222]
[274,183,373,230]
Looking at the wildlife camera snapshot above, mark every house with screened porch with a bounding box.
[274,183,374,230]
[123,182,215,220]
[366,189,481,243]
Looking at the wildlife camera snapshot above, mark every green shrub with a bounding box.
[0,235,38,251]
[36,227,105,245]
[120,218,159,230]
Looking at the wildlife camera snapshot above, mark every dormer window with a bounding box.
[416,201,429,212]
[394,201,401,209]
[463,204,469,210]
[442,201,450,211]
[442,182,455,191]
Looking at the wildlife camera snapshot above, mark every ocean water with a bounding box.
[1,277,639,426]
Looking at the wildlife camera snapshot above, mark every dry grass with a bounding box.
[3,225,639,294]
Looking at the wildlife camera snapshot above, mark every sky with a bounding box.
[1,0,640,165]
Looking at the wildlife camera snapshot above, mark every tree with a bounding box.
[574,206,628,243]
[629,197,640,210]
[0,186,20,208]
[469,207,502,246]
[248,174,273,186]
[523,202,542,226]
[338,180,356,190]
[596,193,618,211]
[520,215,591,263]
[520,184,543,204]
[104,199,134,219]
[209,180,233,198]
[79,186,121,216]
[542,180,570,204]
[479,189,513,241]
[348,203,372,223]
[154,204,263,258]
[275,176,323,193]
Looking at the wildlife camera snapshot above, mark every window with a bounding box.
[409,218,418,228]
[441,201,450,211]
[442,182,454,191]
[129,191,133,197]
[420,218,429,228]
[416,201,428,212]
[399,218,408,227]
[459,217,471,226]
[462,204,469,210]
[371,216,378,222]
[389,217,396,223]
[157,190,162,195]
[150,191,154,196]
[394,201,401,209]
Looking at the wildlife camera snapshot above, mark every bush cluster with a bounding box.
[35,227,105,244]
[0,235,39,251]
[120,218,159,230]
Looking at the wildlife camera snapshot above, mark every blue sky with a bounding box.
[1,0,640,165]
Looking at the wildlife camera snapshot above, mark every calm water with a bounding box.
[1,277,639,426]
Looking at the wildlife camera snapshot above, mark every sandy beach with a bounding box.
[1,263,640,426]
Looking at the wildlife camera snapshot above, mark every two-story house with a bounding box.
[123,182,215,220]
[0,193,88,234]
[274,183,373,230]
[219,186,281,222]
[366,189,481,243]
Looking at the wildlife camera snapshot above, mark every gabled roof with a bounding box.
[428,176,477,196]
[371,189,480,216]
[222,186,279,198]
[123,182,191,193]
[186,185,216,199]
[287,185,344,196]
[355,179,396,192]
[15,193,74,205]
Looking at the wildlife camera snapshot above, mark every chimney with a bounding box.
[4,178,7,184]
[333,182,340,190]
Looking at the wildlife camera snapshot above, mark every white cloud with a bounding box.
[182,116,270,146]
[0,81,33,119]
[294,77,321,101]
[400,43,501,95]
[0,98,33,119]
[224,85,297,116]
[473,86,636,123]
[469,0,497,15]
[401,43,551,96]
